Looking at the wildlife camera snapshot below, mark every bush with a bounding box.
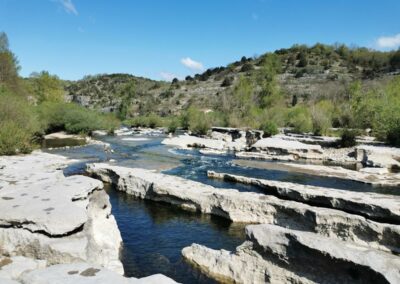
[0,87,41,155]
[260,121,278,137]
[387,120,400,147]
[311,100,334,135]
[340,129,357,148]
[167,117,180,133]
[181,106,211,135]
[37,102,119,135]
[221,76,233,87]
[125,114,162,129]
[0,120,35,155]
[240,63,254,72]
[286,106,313,133]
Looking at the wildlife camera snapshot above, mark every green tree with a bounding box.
[31,71,64,103]
[0,32,20,91]
[257,53,282,108]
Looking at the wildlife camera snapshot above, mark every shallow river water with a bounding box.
[46,133,400,283]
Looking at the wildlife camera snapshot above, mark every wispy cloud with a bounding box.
[181,57,204,72]
[160,72,179,81]
[57,0,78,15]
[376,33,400,49]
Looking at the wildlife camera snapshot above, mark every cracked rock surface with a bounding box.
[86,163,400,254]
[183,224,400,284]
[207,170,400,224]
[0,256,177,284]
[0,151,123,274]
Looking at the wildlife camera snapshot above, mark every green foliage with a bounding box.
[311,100,334,135]
[0,87,40,155]
[0,32,20,92]
[167,117,179,133]
[181,106,211,135]
[286,106,313,133]
[30,71,64,103]
[37,102,119,135]
[240,63,254,72]
[387,121,400,147]
[340,129,357,148]
[260,121,278,137]
[221,76,233,87]
[125,114,163,128]
[257,53,283,108]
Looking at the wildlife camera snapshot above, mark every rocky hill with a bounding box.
[64,44,400,116]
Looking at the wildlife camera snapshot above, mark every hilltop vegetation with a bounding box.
[65,43,400,145]
[0,32,119,155]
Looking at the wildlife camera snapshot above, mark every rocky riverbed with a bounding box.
[0,151,176,283]
[2,127,400,283]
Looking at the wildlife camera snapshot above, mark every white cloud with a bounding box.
[160,72,179,81]
[58,0,78,15]
[181,57,204,72]
[376,33,400,49]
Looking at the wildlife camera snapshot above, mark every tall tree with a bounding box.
[0,32,20,91]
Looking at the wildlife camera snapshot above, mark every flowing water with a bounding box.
[46,133,400,283]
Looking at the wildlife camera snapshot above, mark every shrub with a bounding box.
[240,63,254,72]
[340,129,357,148]
[0,87,40,155]
[167,117,180,133]
[125,114,162,129]
[0,121,35,155]
[221,76,233,87]
[181,106,211,135]
[37,102,119,135]
[311,100,334,135]
[387,122,400,147]
[286,106,313,133]
[260,121,278,137]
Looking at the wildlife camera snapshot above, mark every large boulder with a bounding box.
[356,145,400,169]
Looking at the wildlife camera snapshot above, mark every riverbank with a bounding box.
[0,150,176,283]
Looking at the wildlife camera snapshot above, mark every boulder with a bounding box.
[356,145,400,169]
[250,137,324,160]
[207,171,400,224]
[182,224,400,284]
[86,163,400,254]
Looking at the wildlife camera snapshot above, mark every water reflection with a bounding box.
[106,184,245,283]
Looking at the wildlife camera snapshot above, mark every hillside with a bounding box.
[64,43,400,116]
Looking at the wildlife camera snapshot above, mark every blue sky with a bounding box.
[1,0,400,81]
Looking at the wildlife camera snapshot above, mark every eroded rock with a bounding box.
[356,145,400,169]
[183,224,400,284]
[250,137,324,160]
[0,152,123,274]
[207,171,400,224]
[86,163,400,253]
